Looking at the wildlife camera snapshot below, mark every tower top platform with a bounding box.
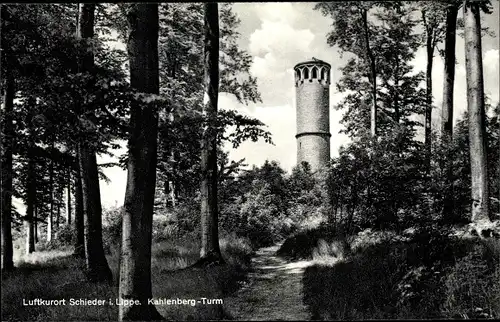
[294,58,331,70]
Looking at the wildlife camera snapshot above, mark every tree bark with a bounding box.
[1,72,14,270]
[66,168,72,225]
[464,1,490,223]
[34,204,38,243]
[47,148,54,242]
[76,3,112,282]
[199,3,223,263]
[441,4,458,140]
[119,4,163,321]
[441,3,459,221]
[25,99,36,254]
[424,20,434,172]
[362,8,377,138]
[79,146,111,280]
[56,200,60,229]
[74,162,85,258]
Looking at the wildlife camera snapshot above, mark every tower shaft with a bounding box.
[295,59,331,172]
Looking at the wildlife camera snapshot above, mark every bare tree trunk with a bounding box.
[362,9,377,138]
[47,149,54,242]
[424,21,434,172]
[1,72,15,270]
[464,1,490,224]
[167,63,177,209]
[76,3,111,282]
[34,204,38,243]
[441,3,459,222]
[199,3,223,263]
[66,168,72,225]
[441,4,458,140]
[169,181,176,208]
[79,147,111,280]
[118,4,163,321]
[25,104,36,254]
[74,162,85,258]
[56,201,61,229]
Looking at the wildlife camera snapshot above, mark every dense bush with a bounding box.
[219,161,297,248]
[102,206,123,251]
[55,224,74,245]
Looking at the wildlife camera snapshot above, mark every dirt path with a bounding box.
[225,244,315,321]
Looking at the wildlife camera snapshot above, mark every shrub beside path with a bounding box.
[225,244,314,320]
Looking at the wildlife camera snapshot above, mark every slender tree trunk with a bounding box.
[199,3,223,263]
[47,150,54,242]
[441,3,458,221]
[76,3,111,282]
[25,101,36,254]
[464,1,490,224]
[1,72,15,270]
[362,9,377,138]
[119,4,163,321]
[56,201,60,229]
[169,181,176,208]
[34,204,38,243]
[441,4,458,140]
[424,23,434,172]
[74,162,85,258]
[66,168,72,225]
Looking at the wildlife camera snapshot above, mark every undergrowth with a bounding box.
[278,226,500,320]
[2,232,253,321]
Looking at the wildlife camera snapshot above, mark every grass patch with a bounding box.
[276,226,340,260]
[2,234,253,321]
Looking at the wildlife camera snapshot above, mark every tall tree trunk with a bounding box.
[25,100,36,254]
[464,1,490,224]
[76,3,111,282]
[47,149,54,242]
[424,22,434,172]
[56,201,61,229]
[66,167,72,225]
[441,3,459,221]
[1,72,14,270]
[73,162,85,258]
[362,9,377,138]
[118,4,163,321]
[34,204,38,243]
[199,3,223,263]
[167,57,177,208]
[441,4,458,140]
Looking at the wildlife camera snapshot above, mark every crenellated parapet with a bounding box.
[294,59,331,87]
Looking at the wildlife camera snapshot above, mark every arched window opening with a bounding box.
[320,68,326,80]
[312,66,318,79]
[295,69,300,81]
[303,67,309,79]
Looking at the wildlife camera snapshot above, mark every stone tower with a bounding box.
[294,58,331,172]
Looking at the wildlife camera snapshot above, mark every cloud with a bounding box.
[251,3,300,25]
[249,21,315,58]
[484,49,500,105]
[224,103,297,171]
[248,16,316,106]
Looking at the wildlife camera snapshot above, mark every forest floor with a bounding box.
[224,244,315,320]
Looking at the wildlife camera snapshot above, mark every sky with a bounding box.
[13,2,500,212]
